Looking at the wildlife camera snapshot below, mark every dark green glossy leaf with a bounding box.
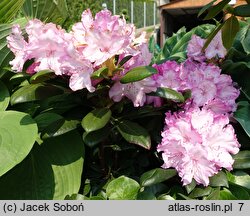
[0,80,9,111]
[233,151,250,169]
[0,0,25,23]
[233,5,250,17]
[0,111,38,177]
[118,55,133,67]
[120,66,157,84]
[222,16,240,49]
[205,187,220,200]
[9,73,30,85]
[117,120,151,149]
[149,87,184,102]
[34,112,64,133]
[204,0,231,20]
[30,70,55,84]
[198,0,217,17]
[137,191,156,200]
[234,101,250,137]
[219,188,237,200]
[106,176,140,200]
[185,179,197,194]
[241,25,250,54]
[82,127,110,148]
[209,171,229,187]
[0,130,84,199]
[233,171,250,189]
[43,119,80,139]
[229,183,250,199]
[81,108,111,133]
[140,168,177,187]
[189,187,212,198]
[10,83,64,105]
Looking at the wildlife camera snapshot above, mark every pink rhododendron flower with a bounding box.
[187,31,226,62]
[157,108,240,186]
[109,78,157,107]
[72,9,135,67]
[187,35,206,62]
[7,24,28,71]
[153,61,181,90]
[205,31,227,59]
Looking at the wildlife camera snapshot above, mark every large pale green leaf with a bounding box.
[0,18,27,72]
[234,101,250,137]
[120,66,157,84]
[10,83,64,105]
[0,80,10,111]
[140,168,177,187]
[233,171,250,189]
[106,176,140,200]
[0,111,38,177]
[219,188,237,200]
[117,120,151,149]
[22,0,68,25]
[0,130,84,199]
[81,108,111,133]
[0,0,25,23]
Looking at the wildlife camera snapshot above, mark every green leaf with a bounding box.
[0,130,84,199]
[198,0,217,17]
[157,194,175,200]
[91,67,108,79]
[219,188,237,200]
[222,16,240,49]
[9,72,30,85]
[233,171,250,189]
[43,119,80,138]
[22,0,69,25]
[10,83,64,105]
[0,18,27,72]
[233,5,250,17]
[229,183,250,199]
[209,171,229,187]
[140,168,177,187]
[233,151,250,169]
[82,127,110,148]
[0,0,25,23]
[189,187,213,198]
[0,111,38,177]
[149,87,185,102]
[241,25,250,54]
[204,0,231,20]
[30,70,55,84]
[205,187,220,200]
[34,112,64,133]
[117,120,151,149]
[185,179,197,194]
[106,176,140,200]
[234,101,250,137]
[81,108,111,133]
[0,80,10,111]
[120,66,157,84]
[118,55,133,67]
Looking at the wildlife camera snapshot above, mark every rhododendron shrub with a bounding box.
[1,4,250,200]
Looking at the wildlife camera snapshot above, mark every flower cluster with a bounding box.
[157,108,240,186]
[7,9,149,93]
[7,9,240,187]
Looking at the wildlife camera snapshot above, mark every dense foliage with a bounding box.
[0,0,250,200]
